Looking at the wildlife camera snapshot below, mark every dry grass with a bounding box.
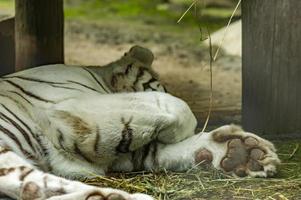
[82,140,301,200]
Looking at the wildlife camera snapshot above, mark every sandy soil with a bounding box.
[65,20,242,129]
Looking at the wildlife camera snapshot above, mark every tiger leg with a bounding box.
[0,145,153,200]
[35,92,198,176]
[131,125,280,178]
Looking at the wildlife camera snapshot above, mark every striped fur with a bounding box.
[0,46,169,200]
[0,46,280,200]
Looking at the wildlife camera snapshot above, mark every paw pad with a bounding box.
[195,149,213,165]
[244,137,258,147]
[86,191,105,200]
[250,148,265,160]
[221,139,248,172]
[221,136,274,177]
[21,181,43,200]
[107,193,126,200]
[247,159,263,171]
[87,196,104,200]
[234,165,247,177]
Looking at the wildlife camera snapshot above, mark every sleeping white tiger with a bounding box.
[0,46,280,200]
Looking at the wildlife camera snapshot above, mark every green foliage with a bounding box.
[65,0,186,23]
[0,0,14,10]
[0,0,240,32]
[64,0,239,32]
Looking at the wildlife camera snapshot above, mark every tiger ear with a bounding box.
[127,45,154,67]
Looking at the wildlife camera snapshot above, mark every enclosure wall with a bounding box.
[242,0,301,139]
[15,0,64,70]
[0,17,15,76]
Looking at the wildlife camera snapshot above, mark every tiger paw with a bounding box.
[195,125,281,178]
[46,188,153,200]
[19,176,153,200]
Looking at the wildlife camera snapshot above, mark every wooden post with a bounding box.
[0,17,15,76]
[242,1,301,139]
[15,0,64,71]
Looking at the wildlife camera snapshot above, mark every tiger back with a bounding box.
[0,46,165,172]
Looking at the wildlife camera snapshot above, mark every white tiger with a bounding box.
[0,46,280,200]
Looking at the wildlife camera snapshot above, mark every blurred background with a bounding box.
[0,0,241,130]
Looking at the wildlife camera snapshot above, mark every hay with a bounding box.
[82,141,301,199]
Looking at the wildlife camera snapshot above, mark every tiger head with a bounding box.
[106,46,167,93]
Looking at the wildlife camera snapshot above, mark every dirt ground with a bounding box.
[65,20,242,130]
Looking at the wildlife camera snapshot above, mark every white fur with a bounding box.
[0,46,280,199]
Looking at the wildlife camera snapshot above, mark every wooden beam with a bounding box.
[15,0,64,71]
[0,17,15,76]
[242,0,301,139]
